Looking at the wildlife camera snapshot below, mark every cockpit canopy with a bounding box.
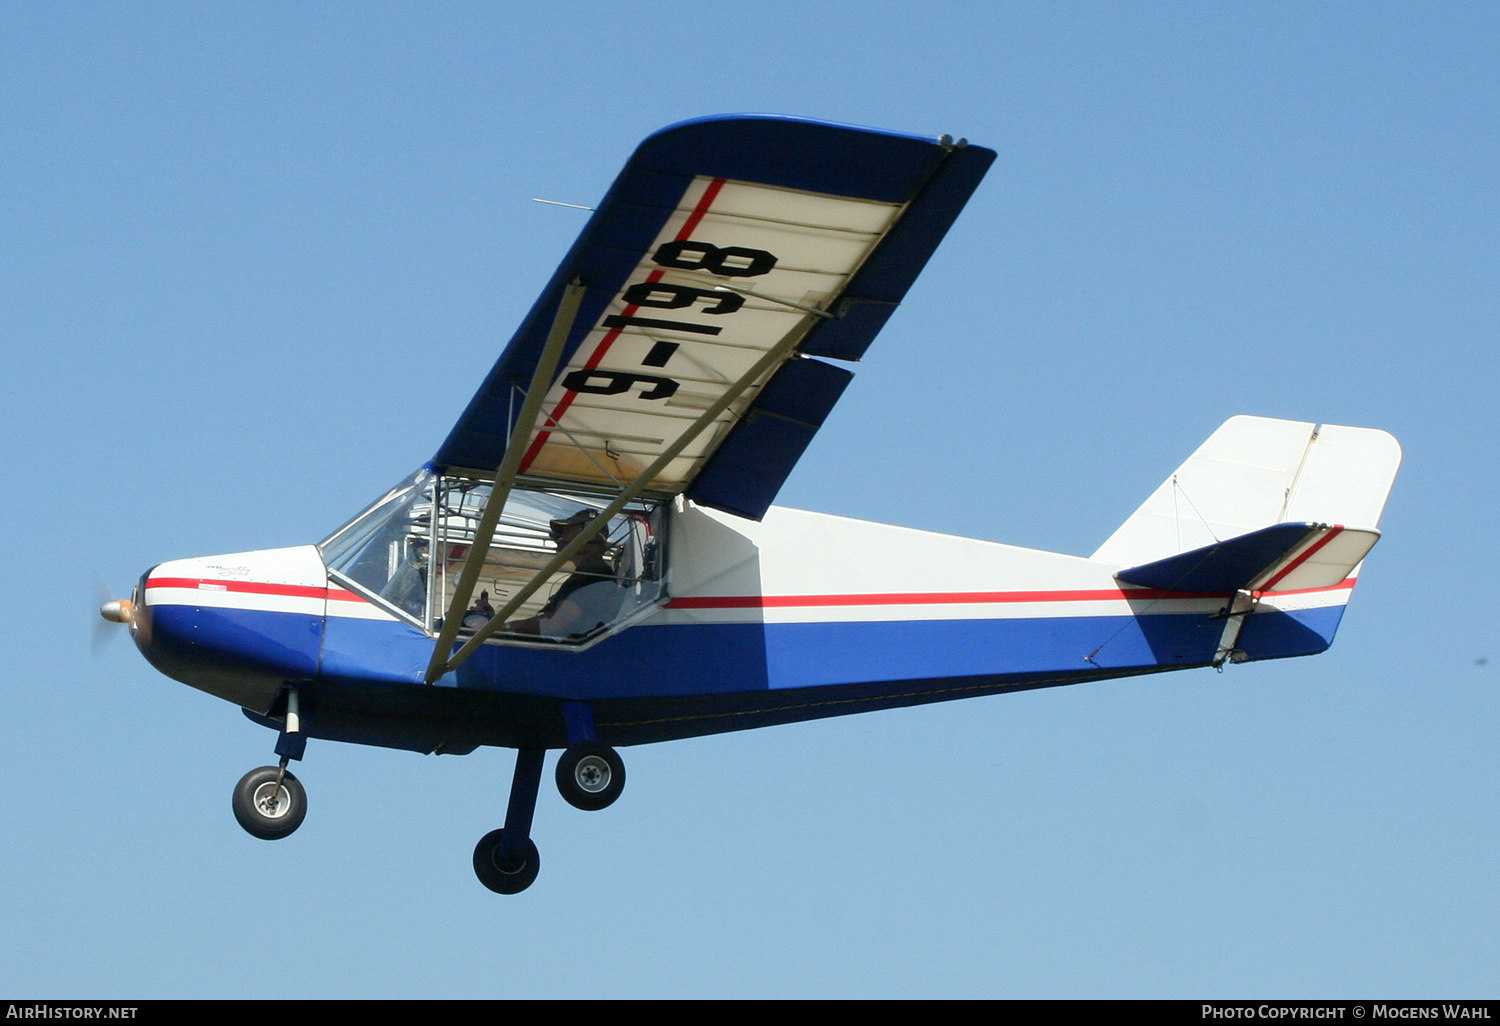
[320,468,667,647]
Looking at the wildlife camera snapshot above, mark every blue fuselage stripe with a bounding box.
[147,601,1348,701]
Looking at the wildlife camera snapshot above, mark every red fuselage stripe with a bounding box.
[666,579,1356,609]
[517,176,730,474]
[146,578,367,602]
[146,575,1356,610]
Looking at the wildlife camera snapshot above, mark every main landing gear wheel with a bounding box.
[555,741,625,811]
[232,766,307,840]
[473,829,540,894]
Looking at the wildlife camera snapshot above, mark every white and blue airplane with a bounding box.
[100,115,1401,894]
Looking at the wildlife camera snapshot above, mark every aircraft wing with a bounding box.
[432,115,994,519]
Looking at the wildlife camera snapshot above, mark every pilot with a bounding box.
[462,589,496,631]
[380,536,429,617]
[504,509,620,639]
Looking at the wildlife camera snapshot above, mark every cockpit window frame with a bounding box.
[319,468,671,650]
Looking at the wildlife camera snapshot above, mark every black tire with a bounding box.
[472,829,540,894]
[231,766,307,840]
[555,741,625,811]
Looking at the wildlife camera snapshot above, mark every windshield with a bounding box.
[320,468,435,622]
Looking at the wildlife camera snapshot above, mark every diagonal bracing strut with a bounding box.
[430,311,822,679]
[423,279,587,685]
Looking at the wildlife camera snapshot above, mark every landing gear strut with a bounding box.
[471,721,629,893]
[473,747,545,894]
[233,686,308,840]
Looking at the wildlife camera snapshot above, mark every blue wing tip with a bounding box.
[643,112,957,149]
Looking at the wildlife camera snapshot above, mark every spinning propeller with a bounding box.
[95,578,148,654]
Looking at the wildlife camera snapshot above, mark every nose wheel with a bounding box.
[556,741,625,811]
[232,764,307,840]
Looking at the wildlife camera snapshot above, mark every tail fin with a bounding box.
[1092,416,1402,569]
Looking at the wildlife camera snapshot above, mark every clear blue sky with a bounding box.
[3,2,1496,998]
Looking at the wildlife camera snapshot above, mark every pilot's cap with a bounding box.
[548,509,599,540]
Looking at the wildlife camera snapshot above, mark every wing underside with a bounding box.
[433,115,995,520]
[517,176,903,493]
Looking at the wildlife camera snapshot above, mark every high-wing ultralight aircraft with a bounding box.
[100,115,1400,894]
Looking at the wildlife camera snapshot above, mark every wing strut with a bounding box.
[432,311,821,679]
[423,279,586,685]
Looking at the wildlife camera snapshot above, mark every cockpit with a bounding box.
[319,468,667,647]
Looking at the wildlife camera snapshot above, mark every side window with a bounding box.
[430,480,667,645]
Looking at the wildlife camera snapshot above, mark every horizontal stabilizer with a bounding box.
[1117,522,1380,594]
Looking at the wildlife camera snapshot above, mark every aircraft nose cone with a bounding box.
[100,598,133,624]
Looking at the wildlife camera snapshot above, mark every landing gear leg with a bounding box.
[232,687,309,840]
[473,747,544,894]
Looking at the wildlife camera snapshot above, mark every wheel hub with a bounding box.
[253,782,292,819]
[573,755,611,793]
[491,849,529,876]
